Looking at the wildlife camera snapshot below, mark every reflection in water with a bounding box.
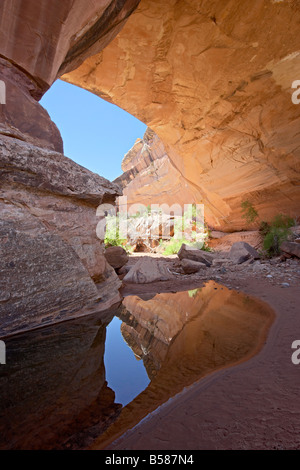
[0,282,274,449]
[0,308,122,450]
[104,317,150,406]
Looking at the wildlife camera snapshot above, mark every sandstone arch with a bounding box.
[62,0,300,230]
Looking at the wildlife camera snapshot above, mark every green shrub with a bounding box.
[263,227,290,257]
[241,200,258,224]
[260,213,294,257]
[161,238,191,255]
[161,238,211,255]
[270,214,294,229]
[259,221,271,237]
[104,215,127,247]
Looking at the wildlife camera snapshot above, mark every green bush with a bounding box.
[261,214,294,257]
[161,238,211,255]
[241,200,258,224]
[104,215,127,247]
[259,220,271,237]
[270,214,294,229]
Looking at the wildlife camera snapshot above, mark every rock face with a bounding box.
[281,241,300,259]
[181,259,206,274]
[0,136,122,336]
[0,57,63,152]
[124,210,175,252]
[123,256,171,283]
[229,242,260,265]
[64,0,300,230]
[208,230,262,252]
[114,128,189,211]
[0,1,143,335]
[178,243,213,267]
[0,0,141,148]
[104,246,129,269]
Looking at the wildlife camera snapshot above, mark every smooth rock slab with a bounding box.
[281,241,300,259]
[0,203,101,337]
[229,242,259,265]
[177,244,213,267]
[181,259,207,274]
[123,257,171,284]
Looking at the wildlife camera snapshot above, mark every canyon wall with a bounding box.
[0,136,122,336]
[0,1,141,334]
[115,127,201,213]
[63,0,300,230]
[0,0,140,149]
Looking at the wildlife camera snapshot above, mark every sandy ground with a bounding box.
[101,259,300,450]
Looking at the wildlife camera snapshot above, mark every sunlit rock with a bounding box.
[64,0,300,230]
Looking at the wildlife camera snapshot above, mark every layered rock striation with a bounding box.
[0,136,122,336]
[0,1,142,335]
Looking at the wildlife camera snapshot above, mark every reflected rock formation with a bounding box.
[93,281,274,448]
[0,307,121,450]
[0,283,274,449]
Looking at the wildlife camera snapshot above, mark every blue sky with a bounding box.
[41,80,147,181]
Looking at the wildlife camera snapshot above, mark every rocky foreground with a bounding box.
[106,237,300,293]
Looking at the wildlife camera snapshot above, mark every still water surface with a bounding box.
[104,316,150,406]
[0,281,274,449]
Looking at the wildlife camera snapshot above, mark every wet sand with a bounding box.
[94,276,300,450]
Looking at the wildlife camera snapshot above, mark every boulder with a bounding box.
[229,242,260,265]
[117,265,131,275]
[280,241,300,259]
[181,259,206,274]
[105,246,129,269]
[177,244,213,267]
[123,257,171,284]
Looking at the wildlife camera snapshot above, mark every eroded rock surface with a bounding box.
[281,241,300,259]
[229,241,260,265]
[0,0,141,148]
[0,137,122,336]
[123,256,172,283]
[104,246,129,269]
[64,0,300,230]
[178,243,213,267]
